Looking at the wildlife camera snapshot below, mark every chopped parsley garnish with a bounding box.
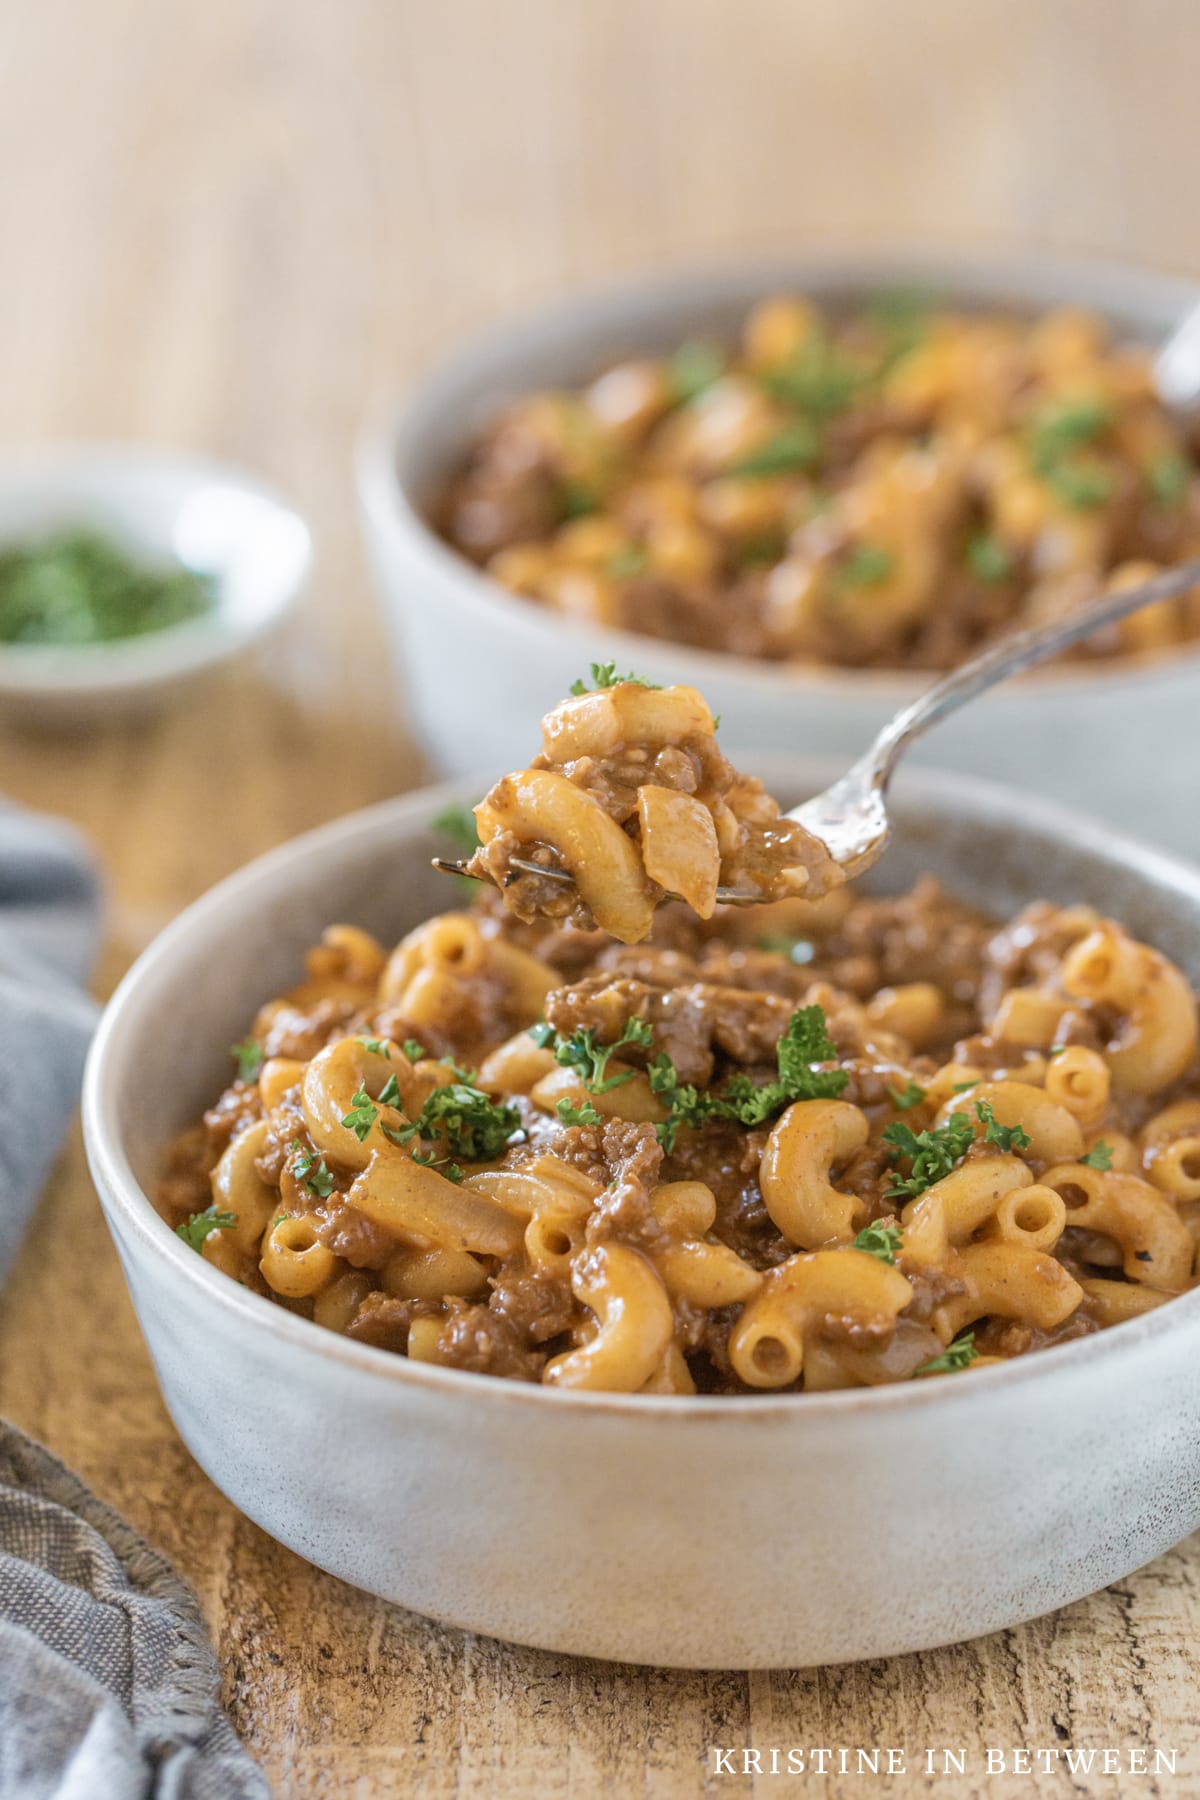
[1044,459,1114,510]
[358,1037,391,1059]
[966,532,1013,584]
[1149,450,1190,508]
[761,336,860,416]
[888,1080,927,1111]
[853,1222,903,1264]
[666,340,726,405]
[384,1082,522,1163]
[915,1334,978,1377]
[289,1141,335,1199]
[838,544,893,588]
[433,805,480,855]
[1080,1141,1114,1170]
[542,1017,655,1094]
[231,1039,264,1082]
[342,1086,380,1143]
[561,481,598,520]
[556,1097,602,1127]
[528,1021,555,1049]
[975,1098,1032,1154]
[650,1003,846,1148]
[648,1055,720,1154]
[883,1111,975,1201]
[1029,397,1113,466]
[866,285,937,352]
[569,661,662,695]
[411,1149,465,1182]
[728,421,819,479]
[0,528,214,647]
[176,1206,236,1251]
[721,1005,847,1125]
[272,1213,290,1227]
[885,1099,1033,1199]
[607,546,649,579]
[1027,398,1116,511]
[402,1039,425,1063]
[756,933,816,965]
[377,1073,402,1108]
[952,1078,980,1093]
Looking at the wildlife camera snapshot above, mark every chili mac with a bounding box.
[439,294,1200,673]
[161,864,1200,1395]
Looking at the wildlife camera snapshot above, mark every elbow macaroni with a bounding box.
[160,824,1200,1395]
[466,680,842,943]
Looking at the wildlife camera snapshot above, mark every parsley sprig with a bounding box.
[556,1098,603,1127]
[289,1141,335,1199]
[1080,1140,1114,1170]
[915,1334,978,1377]
[231,1039,263,1082]
[382,1082,522,1164]
[176,1206,236,1251]
[667,340,726,405]
[838,544,893,588]
[1027,397,1116,511]
[650,1004,847,1151]
[884,1098,1032,1201]
[342,1086,380,1143]
[853,1222,903,1265]
[966,532,1013,584]
[883,1112,975,1201]
[975,1098,1032,1154]
[760,334,861,417]
[728,421,819,478]
[533,1017,655,1093]
[569,661,662,695]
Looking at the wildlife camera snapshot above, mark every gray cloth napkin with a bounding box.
[0,800,269,1799]
[0,801,99,1279]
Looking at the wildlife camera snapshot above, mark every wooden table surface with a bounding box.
[2,1,1199,1792]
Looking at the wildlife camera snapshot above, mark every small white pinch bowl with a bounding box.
[83,761,1200,1669]
[0,444,312,723]
[358,249,1200,855]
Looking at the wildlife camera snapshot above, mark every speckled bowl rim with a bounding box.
[358,243,1200,703]
[82,763,1200,1421]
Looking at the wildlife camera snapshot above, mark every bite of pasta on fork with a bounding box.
[446,662,843,941]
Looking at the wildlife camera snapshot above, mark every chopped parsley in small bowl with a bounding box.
[0,445,311,721]
[0,528,215,647]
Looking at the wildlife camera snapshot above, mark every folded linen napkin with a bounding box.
[0,799,268,1799]
[0,800,99,1279]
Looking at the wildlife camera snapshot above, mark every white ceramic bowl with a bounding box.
[0,445,312,722]
[83,760,1200,1669]
[358,249,1200,855]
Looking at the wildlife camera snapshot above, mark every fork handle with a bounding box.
[857,556,1200,792]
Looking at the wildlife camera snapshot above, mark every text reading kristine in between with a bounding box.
[709,1747,1179,1778]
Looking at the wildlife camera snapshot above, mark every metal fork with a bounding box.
[434,556,1200,904]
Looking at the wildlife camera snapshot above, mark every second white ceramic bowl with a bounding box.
[358,250,1200,854]
[83,762,1200,1667]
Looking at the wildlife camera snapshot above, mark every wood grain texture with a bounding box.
[1,0,1198,1792]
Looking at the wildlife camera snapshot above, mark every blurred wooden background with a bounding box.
[2,1,1199,1794]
